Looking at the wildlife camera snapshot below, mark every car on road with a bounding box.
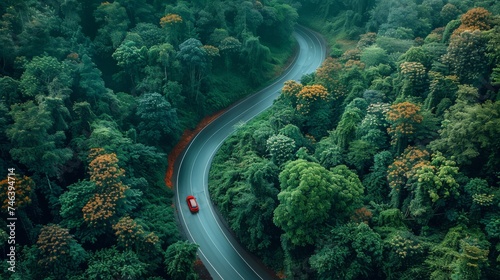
[186,195,199,213]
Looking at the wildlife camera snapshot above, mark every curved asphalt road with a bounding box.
[174,26,326,280]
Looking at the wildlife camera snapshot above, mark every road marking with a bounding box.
[175,25,326,280]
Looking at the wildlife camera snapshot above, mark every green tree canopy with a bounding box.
[7,101,72,177]
[273,160,363,246]
[136,92,180,147]
[310,222,383,280]
[85,247,147,280]
[273,159,339,246]
[164,241,199,280]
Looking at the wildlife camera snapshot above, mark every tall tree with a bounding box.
[136,92,180,147]
[334,106,364,150]
[36,224,87,278]
[82,149,129,227]
[77,55,108,106]
[442,29,488,84]
[240,35,271,84]
[177,38,209,104]
[398,61,428,98]
[112,40,148,88]
[93,1,130,54]
[386,101,423,154]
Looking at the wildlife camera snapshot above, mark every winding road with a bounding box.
[174,26,326,280]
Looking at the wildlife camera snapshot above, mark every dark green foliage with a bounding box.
[442,30,489,85]
[77,55,108,106]
[136,92,180,147]
[310,222,383,280]
[315,133,344,169]
[430,100,500,175]
[7,101,72,177]
[333,106,364,150]
[164,241,199,280]
[93,1,130,54]
[59,181,96,230]
[112,40,148,87]
[363,151,393,204]
[2,0,499,278]
[229,156,281,258]
[85,247,147,280]
[240,35,273,84]
[208,4,500,278]
[1,2,301,278]
[177,37,209,104]
[346,139,378,174]
[20,55,73,98]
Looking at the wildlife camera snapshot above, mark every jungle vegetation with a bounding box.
[209,0,500,279]
[1,0,499,279]
[0,0,297,279]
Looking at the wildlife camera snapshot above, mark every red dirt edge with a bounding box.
[164,110,225,188]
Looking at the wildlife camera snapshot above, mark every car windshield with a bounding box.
[190,199,197,207]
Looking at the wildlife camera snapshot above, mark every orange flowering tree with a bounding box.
[386,101,423,153]
[112,216,159,251]
[388,147,460,223]
[280,81,331,136]
[0,175,34,211]
[82,148,129,226]
[295,84,329,114]
[281,80,303,106]
[281,80,303,98]
[37,224,87,277]
[160,13,184,45]
[387,146,430,210]
[160,13,183,27]
[315,57,345,98]
[452,7,492,36]
[388,146,430,191]
[88,148,124,190]
[297,84,331,137]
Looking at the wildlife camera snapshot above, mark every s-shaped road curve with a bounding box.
[174,26,326,280]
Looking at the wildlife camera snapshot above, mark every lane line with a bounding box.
[175,25,326,280]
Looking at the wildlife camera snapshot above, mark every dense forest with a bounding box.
[209,0,500,279]
[0,0,298,279]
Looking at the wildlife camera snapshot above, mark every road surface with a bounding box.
[174,25,326,280]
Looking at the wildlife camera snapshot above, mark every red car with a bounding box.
[186,195,199,213]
